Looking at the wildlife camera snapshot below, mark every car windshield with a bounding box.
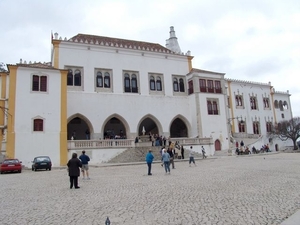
[35,157,50,162]
[4,159,19,164]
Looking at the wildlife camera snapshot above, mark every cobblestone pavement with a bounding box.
[1,153,300,225]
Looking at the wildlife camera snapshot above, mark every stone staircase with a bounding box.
[107,146,203,163]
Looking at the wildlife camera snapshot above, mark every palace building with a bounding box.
[0,27,292,167]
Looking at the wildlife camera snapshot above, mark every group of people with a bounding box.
[67,150,90,189]
[149,133,169,147]
[235,140,271,155]
[145,144,207,175]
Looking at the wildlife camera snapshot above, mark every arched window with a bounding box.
[150,76,155,90]
[239,121,245,132]
[283,101,288,110]
[207,101,212,114]
[274,100,279,108]
[96,71,103,87]
[253,122,260,134]
[34,119,43,131]
[74,69,81,86]
[173,78,179,92]
[279,100,283,111]
[124,73,130,92]
[104,72,110,88]
[156,77,162,91]
[131,74,138,93]
[67,69,73,86]
[179,78,185,92]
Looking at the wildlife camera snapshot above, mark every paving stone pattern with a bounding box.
[1,153,300,224]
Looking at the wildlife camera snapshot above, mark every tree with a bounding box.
[274,117,300,150]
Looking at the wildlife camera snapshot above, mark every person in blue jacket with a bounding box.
[145,149,154,175]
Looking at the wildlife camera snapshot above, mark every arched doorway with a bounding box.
[138,118,159,136]
[170,118,188,137]
[67,116,91,140]
[215,139,221,151]
[103,117,126,139]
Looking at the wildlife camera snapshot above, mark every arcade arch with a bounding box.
[137,114,163,136]
[169,115,190,137]
[102,114,130,139]
[67,114,93,140]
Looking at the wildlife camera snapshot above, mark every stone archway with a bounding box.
[103,117,127,139]
[215,139,221,151]
[170,118,188,137]
[67,115,92,140]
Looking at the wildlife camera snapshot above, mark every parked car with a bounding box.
[0,159,22,174]
[32,156,52,171]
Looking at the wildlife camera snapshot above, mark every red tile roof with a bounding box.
[15,62,58,70]
[68,34,174,54]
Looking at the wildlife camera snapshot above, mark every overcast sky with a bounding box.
[1,0,299,116]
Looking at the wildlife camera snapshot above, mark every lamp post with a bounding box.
[227,116,243,156]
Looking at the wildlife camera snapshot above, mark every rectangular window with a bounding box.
[215,81,221,93]
[207,80,214,93]
[199,79,206,92]
[188,80,193,94]
[239,122,245,132]
[32,75,47,92]
[34,119,43,131]
[207,99,219,115]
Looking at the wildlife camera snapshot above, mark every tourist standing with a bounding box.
[162,149,171,174]
[145,149,154,175]
[201,146,207,159]
[79,150,90,180]
[67,153,82,189]
[189,146,196,166]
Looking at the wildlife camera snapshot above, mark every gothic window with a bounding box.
[266,122,272,132]
[250,97,257,110]
[253,122,260,134]
[235,95,243,107]
[263,97,270,108]
[173,78,179,92]
[179,78,185,92]
[124,72,139,93]
[67,69,73,86]
[156,77,162,91]
[279,100,283,111]
[104,72,110,88]
[65,67,83,89]
[238,121,245,132]
[74,69,81,86]
[274,100,279,108]
[207,99,219,115]
[96,72,103,87]
[150,76,155,90]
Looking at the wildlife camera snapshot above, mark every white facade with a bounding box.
[0,27,293,166]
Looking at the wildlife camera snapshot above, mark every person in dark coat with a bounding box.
[67,153,82,189]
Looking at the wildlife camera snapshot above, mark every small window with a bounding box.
[179,78,185,92]
[131,74,138,93]
[74,69,81,86]
[96,72,103,87]
[32,75,47,92]
[253,122,260,134]
[124,74,131,92]
[124,71,139,93]
[207,99,219,115]
[263,97,270,108]
[235,95,243,107]
[67,69,73,86]
[173,78,179,92]
[207,80,214,93]
[274,100,279,108]
[250,97,257,110]
[150,76,155,90]
[215,81,221,93]
[188,80,193,94]
[199,79,206,92]
[239,121,245,132]
[266,122,272,132]
[156,77,162,91]
[34,119,43,131]
[104,72,110,88]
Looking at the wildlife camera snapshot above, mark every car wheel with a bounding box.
[34,168,37,171]
[49,167,51,171]
[0,171,3,174]
[18,170,21,173]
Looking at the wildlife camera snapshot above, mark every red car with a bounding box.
[0,159,22,174]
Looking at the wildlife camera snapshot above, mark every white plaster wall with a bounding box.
[14,67,62,168]
[68,148,127,164]
[273,93,293,123]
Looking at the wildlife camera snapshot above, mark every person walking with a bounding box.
[79,150,90,180]
[167,147,175,169]
[67,153,82,189]
[145,149,154,175]
[189,146,196,166]
[162,148,171,174]
[201,146,207,159]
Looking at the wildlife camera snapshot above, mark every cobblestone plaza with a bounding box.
[1,153,300,225]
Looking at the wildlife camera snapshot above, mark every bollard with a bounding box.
[105,217,110,225]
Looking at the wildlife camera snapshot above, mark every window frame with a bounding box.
[65,66,84,91]
[250,96,257,110]
[33,118,44,132]
[31,74,48,93]
[123,71,140,94]
[207,98,219,115]
[172,75,186,96]
[95,69,113,92]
